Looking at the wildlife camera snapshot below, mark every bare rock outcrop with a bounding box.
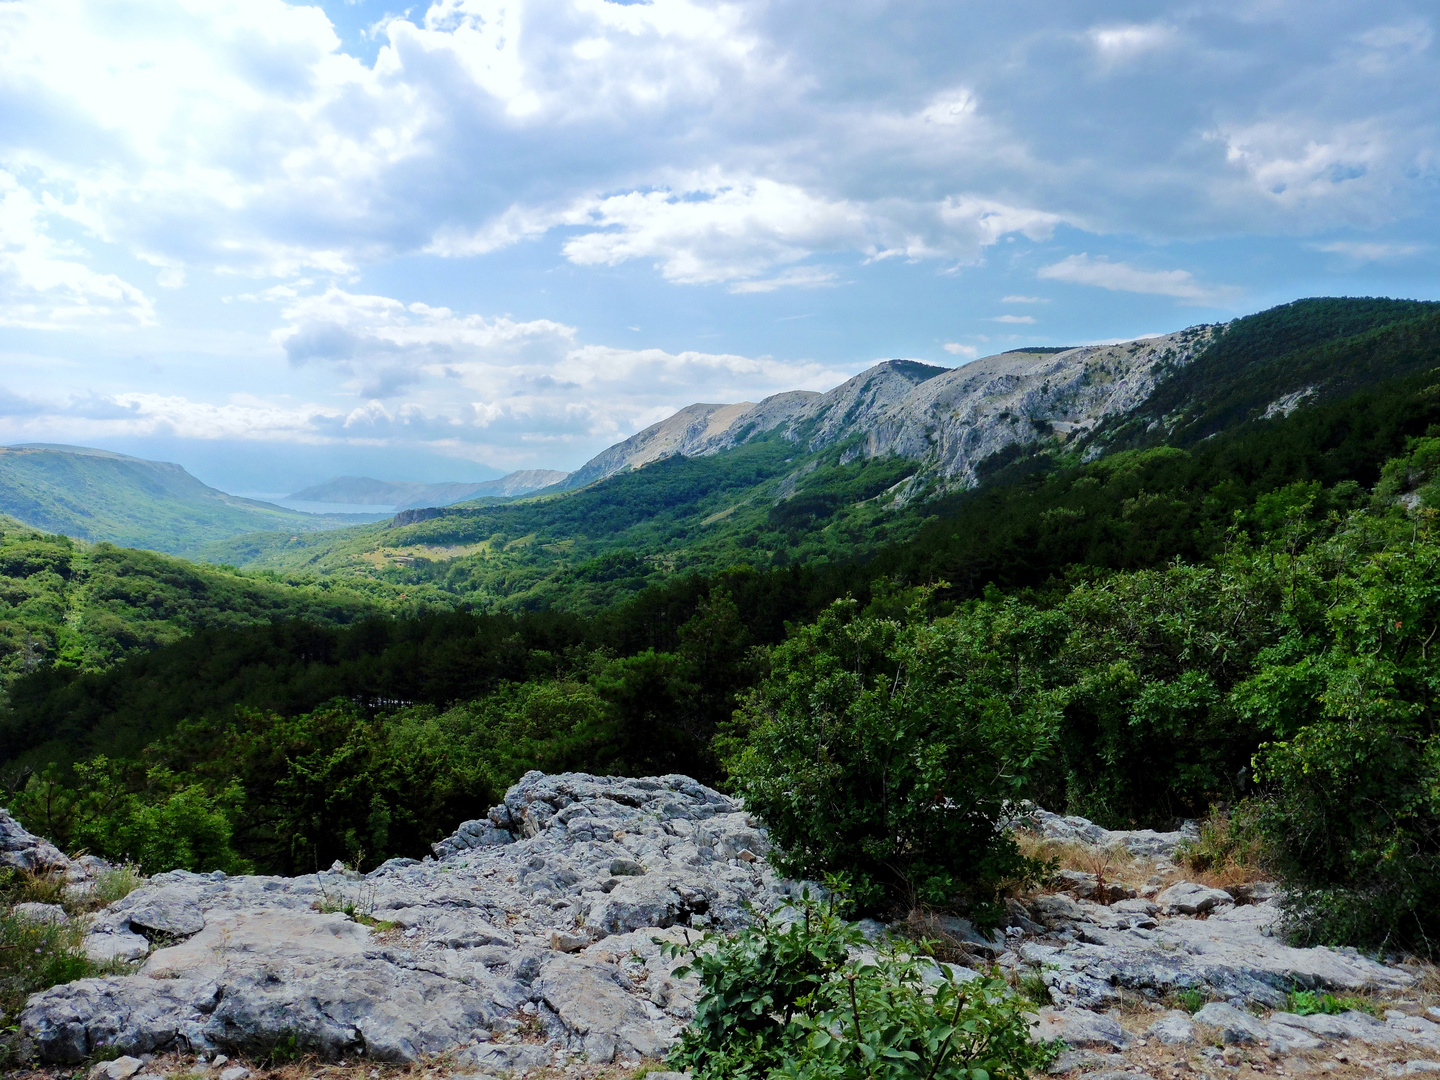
[22,772,799,1066]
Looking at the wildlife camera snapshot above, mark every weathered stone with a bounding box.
[0,807,69,873]
[13,901,68,924]
[550,930,587,953]
[1156,881,1234,916]
[1016,807,1198,858]
[83,930,150,964]
[537,956,671,1062]
[89,1055,142,1080]
[1193,1002,1269,1045]
[21,773,784,1068]
[1146,1009,1197,1045]
[1031,1006,1128,1050]
[218,1068,250,1080]
[1045,1049,1125,1075]
[123,895,206,938]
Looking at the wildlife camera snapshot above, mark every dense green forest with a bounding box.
[8,297,1440,956]
[0,518,418,693]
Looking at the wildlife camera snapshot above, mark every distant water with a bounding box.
[238,494,398,516]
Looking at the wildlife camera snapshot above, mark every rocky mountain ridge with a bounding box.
[10,772,1440,1078]
[557,326,1220,495]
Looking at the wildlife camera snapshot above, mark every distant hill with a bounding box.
[289,470,570,510]
[0,445,384,554]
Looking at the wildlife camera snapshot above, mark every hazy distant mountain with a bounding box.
[289,470,570,510]
[0,444,383,553]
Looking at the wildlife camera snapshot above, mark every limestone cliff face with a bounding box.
[560,326,1219,493]
[856,328,1219,486]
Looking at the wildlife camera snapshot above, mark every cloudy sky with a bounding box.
[1,0,1437,492]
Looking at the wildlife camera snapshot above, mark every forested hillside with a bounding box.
[0,445,383,553]
[0,517,415,696]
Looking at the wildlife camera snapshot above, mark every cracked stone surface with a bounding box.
[21,772,801,1067]
[13,774,1440,1075]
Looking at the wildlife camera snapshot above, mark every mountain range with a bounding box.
[2,298,1438,602]
[288,470,571,510]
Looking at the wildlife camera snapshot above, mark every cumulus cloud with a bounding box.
[943,342,978,358]
[259,285,854,463]
[553,178,1063,286]
[0,172,154,329]
[1037,253,1234,305]
[989,314,1036,324]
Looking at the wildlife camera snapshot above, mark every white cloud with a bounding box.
[546,176,1063,287]
[1087,23,1177,63]
[943,342,978,358]
[1037,253,1234,304]
[1312,240,1426,261]
[989,314,1036,324]
[248,285,855,463]
[729,266,841,294]
[0,172,154,329]
[1001,295,1048,303]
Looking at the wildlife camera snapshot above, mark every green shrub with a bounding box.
[664,890,1058,1080]
[1176,804,1266,876]
[724,599,1060,917]
[13,757,249,875]
[1240,511,1440,956]
[0,904,108,1064]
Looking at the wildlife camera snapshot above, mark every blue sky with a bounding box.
[0,0,1436,492]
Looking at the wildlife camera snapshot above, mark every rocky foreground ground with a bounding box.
[7,772,1440,1080]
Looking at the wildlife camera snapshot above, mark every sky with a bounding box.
[0,0,1437,493]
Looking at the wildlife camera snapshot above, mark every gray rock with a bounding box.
[1045,1048,1125,1075]
[1146,1009,1197,1045]
[538,956,670,1062]
[83,930,150,964]
[89,1055,143,1080]
[1193,1001,1268,1045]
[1156,881,1234,916]
[0,807,70,873]
[463,1043,554,1072]
[21,772,786,1066]
[218,1068,250,1080]
[122,895,206,938]
[1019,901,1411,1009]
[1016,807,1198,859]
[13,902,68,924]
[1031,1006,1128,1050]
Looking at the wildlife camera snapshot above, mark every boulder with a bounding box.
[1019,900,1412,1008]
[1031,1006,1129,1050]
[1016,808,1197,858]
[1193,1002,1270,1045]
[1156,881,1235,916]
[0,807,70,873]
[1147,1009,1197,1045]
[13,901,68,924]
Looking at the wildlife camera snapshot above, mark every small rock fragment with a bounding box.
[550,930,588,952]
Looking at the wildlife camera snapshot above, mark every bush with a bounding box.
[724,599,1060,917]
[664,890,1058,1080]
[1240,511,1440,956]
